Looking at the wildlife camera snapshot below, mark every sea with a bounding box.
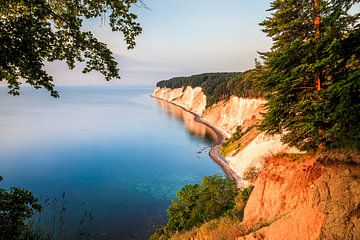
[0,86,223,239]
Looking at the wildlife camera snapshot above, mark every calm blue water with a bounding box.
[0,86,222,239]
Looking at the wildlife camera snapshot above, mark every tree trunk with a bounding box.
[313,0,321,91]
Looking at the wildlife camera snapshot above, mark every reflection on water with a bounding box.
[155,99,216,143]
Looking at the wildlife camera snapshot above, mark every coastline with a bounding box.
[152,95,243,187]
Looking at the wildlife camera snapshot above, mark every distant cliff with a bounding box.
[152,85,298,179]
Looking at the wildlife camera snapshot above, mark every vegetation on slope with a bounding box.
[150,175,254,240]
[219,126,244,156]
[219,125,258,157]
[171,187,254,240]
[156,68,265,107]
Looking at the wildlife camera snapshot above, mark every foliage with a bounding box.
[0,0,142,97]
[150,174,239,239]
[259,0,360,150]
[231,125,245,142]
[225,67,268,100]
[239,185,254,201]
[220,126,244,156]
[0,177,42,240]
[220,125,257,156]
[243,166,261,182]
[166,175,238,232]
[160,185,254,240]
[171,216,244,240]
[157,68,265,107]
[231,185,254,219]
[157,72,240,106]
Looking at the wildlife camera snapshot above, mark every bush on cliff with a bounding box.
[150,174,239,239]
[153,184,254,240]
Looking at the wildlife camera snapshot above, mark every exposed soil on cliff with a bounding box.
[239,151,360,240]
[172,151,360,240]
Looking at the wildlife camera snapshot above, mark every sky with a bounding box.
[48,0,274,86]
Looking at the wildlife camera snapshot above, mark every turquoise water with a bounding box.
[0,86,222,239]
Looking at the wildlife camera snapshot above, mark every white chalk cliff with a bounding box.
[152,86,299,179]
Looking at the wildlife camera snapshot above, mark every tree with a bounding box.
[0,0,142,97]
[0,176,42,240]
[313,0,321,91]
[165,174,238,232]
[150,175,238,239]
[259,0,360,150]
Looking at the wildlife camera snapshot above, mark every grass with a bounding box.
[220,126,261,157]
[220,141,242,156]
[171,215,245,240]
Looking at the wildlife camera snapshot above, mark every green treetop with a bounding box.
[0,0,142,97]
[259,0,360,150]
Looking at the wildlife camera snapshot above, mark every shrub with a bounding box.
[0,177,42,240]
[231,185,254,220]
[243,166,261,182]
[151,174,238,239]
[170,185,254,240]
[220,126,245,156]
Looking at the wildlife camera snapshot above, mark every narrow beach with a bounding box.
[152,96,243,187]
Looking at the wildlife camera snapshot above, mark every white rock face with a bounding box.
[227,132,299,178]
[152,86,300,179]
[203,96,267,137]
[152,86,206,115]
[152,87,184,102]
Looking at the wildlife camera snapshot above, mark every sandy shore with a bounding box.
[152,96,243,187]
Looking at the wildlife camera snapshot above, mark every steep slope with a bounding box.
[171,152,360,240]
[153,87,206,116]
[202,96,266,137]
[238,152,360,240]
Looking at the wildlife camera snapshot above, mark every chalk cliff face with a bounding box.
[152,86,298,178]
[152,87,206,116]
[202,96,266,137]
[153,86,266,137]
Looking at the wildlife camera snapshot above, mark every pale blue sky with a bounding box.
[49,0,274,86]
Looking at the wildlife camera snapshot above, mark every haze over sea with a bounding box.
[0,86,222,239]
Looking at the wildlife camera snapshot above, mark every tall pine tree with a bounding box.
[259,0,360,150]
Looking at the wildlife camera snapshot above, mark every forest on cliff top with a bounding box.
[156,69,265,107]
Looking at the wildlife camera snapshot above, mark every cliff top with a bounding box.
[156,69,265,106]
